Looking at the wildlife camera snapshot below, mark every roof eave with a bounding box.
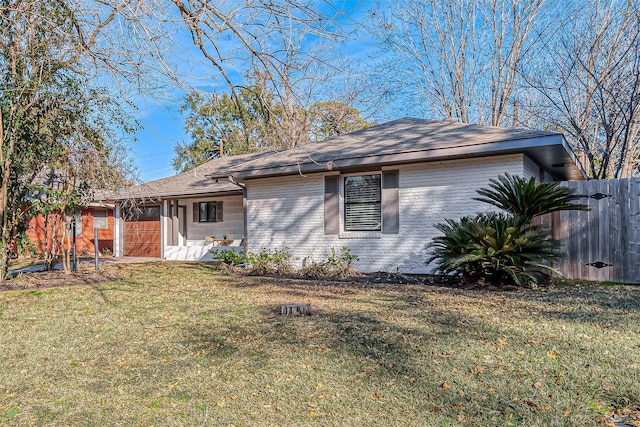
[110,188,243,201]
[211,135,586,181]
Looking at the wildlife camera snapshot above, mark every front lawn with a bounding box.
[0,263,638,426]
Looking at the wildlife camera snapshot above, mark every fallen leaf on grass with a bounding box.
[470,365,485,374]
[441,382,450,390]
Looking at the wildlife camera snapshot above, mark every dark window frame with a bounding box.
[198,202,217,223]
[344,174,382,232]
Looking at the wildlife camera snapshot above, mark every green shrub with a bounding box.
[246,247,292,275]
[474,173,588,221]
[428,173,585,288]
[328,246,358,267]
[427,212,561,287]
[101,247,113,256]
[212,248,245,266]
[327,246,359,277]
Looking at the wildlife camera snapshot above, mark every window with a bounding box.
[66,211,82,236]
[199,202,217,222]
[325,171,398,235]
[93,209,108,229]
[344,174,381,231]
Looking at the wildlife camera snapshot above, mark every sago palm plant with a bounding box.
[473,173,587,222]
[427,173,586,287]
[427,213,561,287]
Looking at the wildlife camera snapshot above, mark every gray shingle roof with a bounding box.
[117,117,585,200]
[207,118,585,181]
[112,151,272,200]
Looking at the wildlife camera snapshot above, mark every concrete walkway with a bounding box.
[9,256,161,275]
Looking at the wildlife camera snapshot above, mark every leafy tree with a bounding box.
[309,101,373,142]
[0,0,139,279]
[427,174,586,287]
[173,81,287,172]
[174,85,371,173]
[28,178,93,271]
[0,0,76,278]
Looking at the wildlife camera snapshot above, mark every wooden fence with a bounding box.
[553,178,640,284]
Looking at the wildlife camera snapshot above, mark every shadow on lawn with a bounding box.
[179,322,239,360]
[494,286,640,324]
[324,311,423,378]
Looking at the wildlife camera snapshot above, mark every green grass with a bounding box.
[0,262,639,426]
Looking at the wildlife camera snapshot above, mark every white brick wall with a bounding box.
[523,154,541,181]
[163,195,244,244]
[246,154,527,274]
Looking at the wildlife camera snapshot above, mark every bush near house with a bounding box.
[213,248,245,267]
[428,174,587,288]
[299,246,359,279]
[213,246,360,279]
[246,248,294,275]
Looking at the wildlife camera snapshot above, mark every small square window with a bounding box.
[199,202,217,222]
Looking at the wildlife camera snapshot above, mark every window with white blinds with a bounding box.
[344,174,381,231]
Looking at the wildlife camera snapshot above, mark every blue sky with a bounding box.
[132,101,185,182]
[128,1,373,183]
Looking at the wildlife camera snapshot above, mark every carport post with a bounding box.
[94,227,99,272]
[72,220,77,272]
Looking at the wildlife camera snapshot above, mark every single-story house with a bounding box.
[112,118,586,273]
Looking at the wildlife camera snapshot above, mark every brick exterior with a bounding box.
[246,154,530,274]
[25,207,114,256]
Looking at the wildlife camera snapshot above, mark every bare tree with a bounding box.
[523,0,640,178]
[168,0,352,149]
[368,0,547,126]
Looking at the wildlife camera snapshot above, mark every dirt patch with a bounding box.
[0,264,134,292]
[2,261,552,293]
[254,270,525,291]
